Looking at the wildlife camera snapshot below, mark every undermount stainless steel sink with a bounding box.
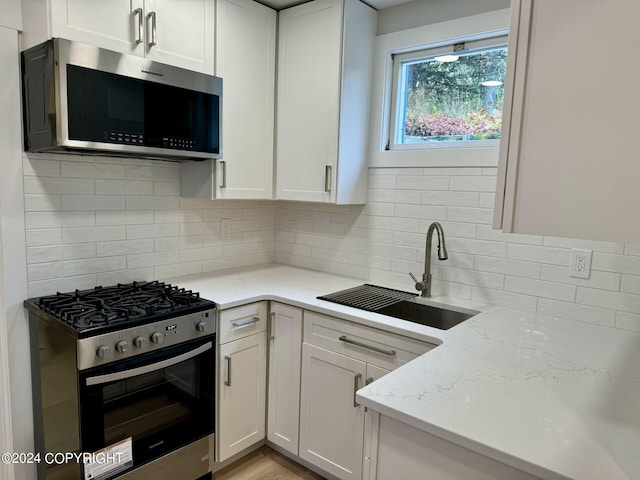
[376,300,477,330]
[317,284,478,330]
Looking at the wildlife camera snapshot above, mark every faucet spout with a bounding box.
[418,222,448,297]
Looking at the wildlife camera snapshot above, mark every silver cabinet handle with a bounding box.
[231,317,260,329]
[133,8,143,45]
[220,160,227,188]
[353,373,362,407]
[148,11,157,47]
[224,355,231,386]
[338,335,396,357]
[324,165,332,193]
[270,311,276,341]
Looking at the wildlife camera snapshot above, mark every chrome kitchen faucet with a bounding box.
[410,222,448,297]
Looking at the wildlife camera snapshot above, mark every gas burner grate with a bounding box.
[318,284,417,312]
[32,280,214,333]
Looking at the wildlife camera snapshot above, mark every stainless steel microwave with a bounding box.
[22,38,222,161]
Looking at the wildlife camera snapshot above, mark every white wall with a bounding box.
[23,154,276,298]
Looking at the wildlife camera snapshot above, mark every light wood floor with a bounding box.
[215,446,326,480]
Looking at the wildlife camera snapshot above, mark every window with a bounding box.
[389,35,508,151]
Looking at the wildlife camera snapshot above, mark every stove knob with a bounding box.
[196,321,207,333]
[150,332,164,344]
[133,336,146,348]
[116,341,128,353]
[96,345,110,358]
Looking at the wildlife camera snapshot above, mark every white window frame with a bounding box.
[368,9,511,168]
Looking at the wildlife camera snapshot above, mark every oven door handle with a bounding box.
[85,342,213,386]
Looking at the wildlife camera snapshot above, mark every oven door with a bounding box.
[79,335,214,477]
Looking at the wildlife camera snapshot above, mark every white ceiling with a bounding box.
[259,0,414,10]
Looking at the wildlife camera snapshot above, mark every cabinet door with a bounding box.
[276,0,342,203]
[50,0,144,56]
[143,0,214,74]
[494,0,640,243]
[218,332,267,462]
[215,0,276,200]
[267,303,302,455]
[299,343,366,480]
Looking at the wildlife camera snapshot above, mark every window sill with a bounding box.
[369,145,499,168]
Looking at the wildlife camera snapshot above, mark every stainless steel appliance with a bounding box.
[24,281,217,480]
[21,38,222,161]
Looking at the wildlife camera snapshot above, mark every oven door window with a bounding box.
[80,337,214,470]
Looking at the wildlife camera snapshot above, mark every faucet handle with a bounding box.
[409,272,424,292]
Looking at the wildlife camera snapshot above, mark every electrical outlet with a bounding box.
[569,248,592,279]
[221,218,232,239]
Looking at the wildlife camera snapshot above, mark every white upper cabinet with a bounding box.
[494,0,640,243]
[215,0,276,199]
[23,0,214,74]
[276,0,376,204]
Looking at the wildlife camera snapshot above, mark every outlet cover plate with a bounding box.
[570,248,592,279]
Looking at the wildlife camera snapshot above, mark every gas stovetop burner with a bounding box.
[27,280,216,336]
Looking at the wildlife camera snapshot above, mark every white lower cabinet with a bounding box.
[217,303,267,462]
[267,303,302,455]
[299,343,367,480]
[299,311,434,480]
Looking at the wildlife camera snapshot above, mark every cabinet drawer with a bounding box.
[219,302,267,344]
[303,311,434,371]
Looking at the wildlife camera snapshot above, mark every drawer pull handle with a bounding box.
[133,8,143,45]
[353,373,362,407]
[231,317,260,329]
[224,355,231,387]
[338,335,396,357]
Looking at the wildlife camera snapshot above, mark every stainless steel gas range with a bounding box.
[24,281,217,480]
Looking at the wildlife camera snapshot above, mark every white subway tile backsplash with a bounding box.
[127,251,179,269]
[96,210,154,226]
[23,157,60,177]
[474,256,541,279]
[542,236,624,254]
[505,277,576,302]
[97,239,154,257]
[26,229,62,247]
[446,207,493,224]
[26,211,95,229]
[576,287,640,314]
[395,204,447,220]
[421,191,479,206]
[27,262,64,281]
[537,299,615,327]
[61,195,126,211]
[24,194,61,212]
[61,161,125,179]
[541,264,620,291]
[476,225,543,245]
[63,226,126,243]
[126,195,180,210]
[127,224,179,239]
[396,176,449,190]
[27,243,97,263]
[592,253,640,275]
[615,312,640,333]
[507,244,570,266]
[64,256,127,276]
[449,176,497,192]
[24,177,95,195]
[21,159,640,333]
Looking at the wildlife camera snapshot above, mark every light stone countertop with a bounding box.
[168,264,640,480]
